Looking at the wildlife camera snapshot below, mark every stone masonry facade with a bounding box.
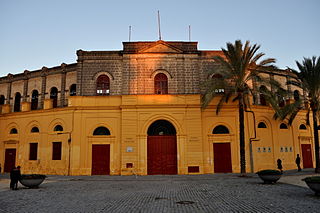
[0,40,302,112]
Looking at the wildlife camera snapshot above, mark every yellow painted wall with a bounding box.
[0,94,315,175]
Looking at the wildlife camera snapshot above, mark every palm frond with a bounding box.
[216,91,233,115]
[306,108,310,126]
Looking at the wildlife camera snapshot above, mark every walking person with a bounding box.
[296,154,302,171]
[277,159,283,173]
[10,166,16,190]
[10,166,21,190]
[13,166,21,190]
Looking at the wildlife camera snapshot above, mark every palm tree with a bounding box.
[201,40,277,174]
[273,56,320,173]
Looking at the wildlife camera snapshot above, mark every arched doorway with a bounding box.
[147,120,177,175]
[91,126,111,175]
[212,125,232,173]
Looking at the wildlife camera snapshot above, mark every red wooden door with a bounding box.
[4,149,16,172]
[301,144,313,168]
[92,144,110,175]
[147,136,177,175]
[213,143,232,173]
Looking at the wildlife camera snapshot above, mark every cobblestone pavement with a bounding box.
[0,170,319,213]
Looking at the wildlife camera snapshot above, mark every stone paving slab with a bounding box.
[0,171,319,213]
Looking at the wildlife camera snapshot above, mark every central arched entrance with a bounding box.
[147,120,177,175]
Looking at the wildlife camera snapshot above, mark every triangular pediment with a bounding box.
[139,41,183,53]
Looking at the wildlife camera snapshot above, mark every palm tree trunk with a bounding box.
[312,109,320,173]
[239,97,246,174]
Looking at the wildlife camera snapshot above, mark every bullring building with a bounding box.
[0,40,315,175]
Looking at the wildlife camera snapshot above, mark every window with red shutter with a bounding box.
[29,143,38,160]
[154,73,168,94]
[52,142,62,160]
[96,75,110,95]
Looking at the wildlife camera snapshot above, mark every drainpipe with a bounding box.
[245,109,259,173]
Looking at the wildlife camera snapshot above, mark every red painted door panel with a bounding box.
[213,143,232,173]
[4,149,16,172]
[147,136,177,175]
[92,144,110,175]
[301,144,313,168]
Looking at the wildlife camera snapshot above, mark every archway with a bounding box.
[212,125,232,173]
[50,87,58,108]
[147,120,177,175]
[31,90,39,110]
[14,92,21,112]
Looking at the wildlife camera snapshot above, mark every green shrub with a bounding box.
[256,169,282,175]
[21,174,47,179]
[302,176,320,183]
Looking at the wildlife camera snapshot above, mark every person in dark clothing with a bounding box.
[277,159,283,173]
[14,166,21,190]
[10,166,16,190]
[296,154,302,171]
[10,166,21,190]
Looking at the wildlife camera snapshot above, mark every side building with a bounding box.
[0,40,315,175]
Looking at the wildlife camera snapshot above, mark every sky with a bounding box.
[0,0,319,76]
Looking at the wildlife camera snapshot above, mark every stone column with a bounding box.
[76,50,83,96]
[23,70,30,102]
[6,74,13,105]
[286,75,292,100]
[60,63,67,107]
[40,67,48,109]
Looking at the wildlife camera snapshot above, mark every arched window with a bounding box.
[50,87,58,108]
[0,95,5,105]
[280,123,288,129]
[96,75,110,95]
[299,124,307,130]
[258,122,267,128]
[31,127,40,133]
[54,125,63,132]
[147,120,176,135]
[69,84,76,96]
[31,90,39,110]
[14,92,21,112]
[10,128,18,134]
[294,90,300,101]
[154,73,168,94]
[212,125,229,134]
[93,126,111,135]
[259,86,267,106]
[212,74,225,93]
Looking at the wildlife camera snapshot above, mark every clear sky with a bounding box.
[0,0,319,76]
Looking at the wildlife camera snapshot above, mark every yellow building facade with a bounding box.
[0,40,315,175]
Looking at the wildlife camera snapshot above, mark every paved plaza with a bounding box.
[0,170,319,213]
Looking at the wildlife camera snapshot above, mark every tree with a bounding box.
[201,40,277,174]
[273,56,320,173]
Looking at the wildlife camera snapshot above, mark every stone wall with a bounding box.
[0,41,303,112]
[0,64,77,112]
